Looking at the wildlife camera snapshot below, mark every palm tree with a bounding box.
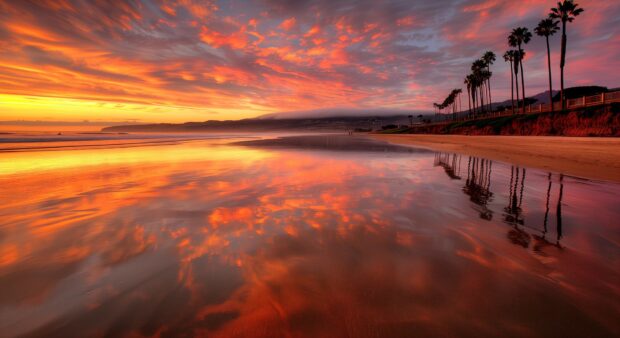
[535,18,560,113]
[503,50,516,114]
[508,27,532,113]
[482,51,496,112]
[408,115,413,127]
[550,0,584,110]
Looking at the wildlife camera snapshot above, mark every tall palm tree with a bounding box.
[482,51,496,112]
[550,0,584,110]
[503,50,516,114]
[535,18,560,113]
[508,27,532,113]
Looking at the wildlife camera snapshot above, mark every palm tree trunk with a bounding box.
[471,87,476,115]
[473,88,477,117]
[482,83,486,113]
[509,60,515,114]
[514,66,520,113]
[486,80,489,112]
[485,81,489,112]
[467,87,471,115]
[475,86,482,116]
[560,21,567,111]
[479,86,484,114]
[487,67,492,112]
[471,88,475,115]
[546,36,554,113]
[518,44,526,114]
[483,80,487,113]
[453,102,456,120]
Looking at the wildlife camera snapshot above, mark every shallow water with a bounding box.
[0,135,619,337]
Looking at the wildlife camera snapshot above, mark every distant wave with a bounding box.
[0,133,255,152]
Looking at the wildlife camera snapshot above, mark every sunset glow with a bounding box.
[1,0,618,123]
[1,2,619,335]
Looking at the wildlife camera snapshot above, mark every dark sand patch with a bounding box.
[234,135,430,153]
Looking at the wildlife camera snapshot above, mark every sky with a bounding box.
[0,0,618,124]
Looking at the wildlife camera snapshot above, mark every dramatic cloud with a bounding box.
[0,0,618,122]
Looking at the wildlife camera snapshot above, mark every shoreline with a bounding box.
[370,134,620,183]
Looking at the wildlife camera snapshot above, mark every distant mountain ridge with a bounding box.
[102,116,413,133]
[258,108,422,120]
[102,86,612,132]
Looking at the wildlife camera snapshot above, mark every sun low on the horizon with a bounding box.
[0,0,618,124]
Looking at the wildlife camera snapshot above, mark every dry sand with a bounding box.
[371,134,620,183]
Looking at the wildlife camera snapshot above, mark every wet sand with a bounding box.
[3,135,620,336]
[234,134,429,153]
[371,134,620,183]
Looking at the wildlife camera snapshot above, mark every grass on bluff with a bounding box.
[378,126,412,134]
[377,104,619,135]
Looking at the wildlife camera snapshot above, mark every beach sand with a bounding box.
[371,134,620,183]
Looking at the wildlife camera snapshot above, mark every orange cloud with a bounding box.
[279,17,296,30]
[200,26,248,49]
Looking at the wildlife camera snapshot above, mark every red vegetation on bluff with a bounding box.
[411,105,620,137]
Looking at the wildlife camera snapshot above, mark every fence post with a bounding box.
[582,96,586,106]
[539,104,542,112]
[602,92,605,103]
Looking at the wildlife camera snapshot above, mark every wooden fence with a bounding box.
[432,90,620,125]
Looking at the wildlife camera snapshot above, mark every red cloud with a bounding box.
[279,17,296,31]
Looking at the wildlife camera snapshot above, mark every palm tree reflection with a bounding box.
[533,173,565,251]
[433,153,462,180]
[462,156,494,220]
[504,166,529,247]
[556,174,564,243]
[543,173,553,236]
[432,156,566,249]
[504,166,526,224]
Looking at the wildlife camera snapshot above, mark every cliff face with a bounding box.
[408,104,620,137]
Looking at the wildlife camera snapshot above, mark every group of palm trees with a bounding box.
[463,51,496,117]
[434,0,584,119]
[433,88,463,120]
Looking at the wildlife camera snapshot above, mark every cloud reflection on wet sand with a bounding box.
[0,136,619,337]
